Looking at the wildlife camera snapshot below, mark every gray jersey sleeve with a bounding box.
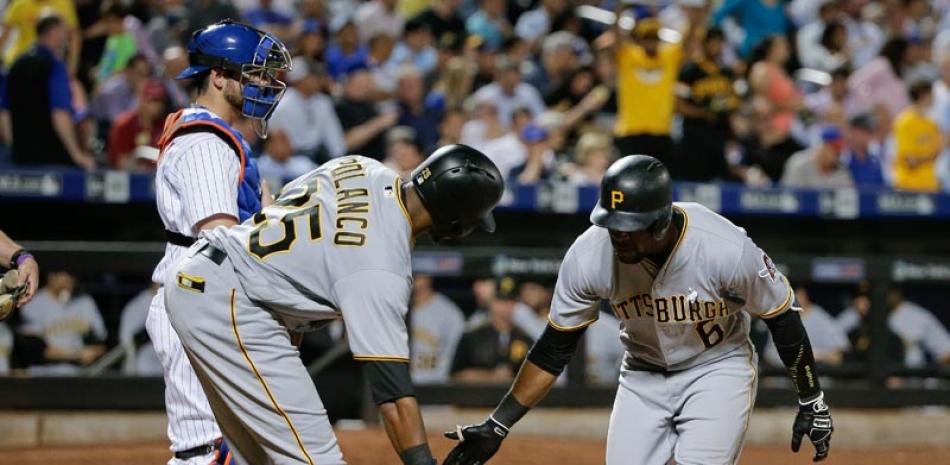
[729,236,794,319]
[549,233,610,331]
[334,269,412,362]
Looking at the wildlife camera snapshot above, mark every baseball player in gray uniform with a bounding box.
[410,274,466,385]
[163,145,503,465]
[444,155,835,465]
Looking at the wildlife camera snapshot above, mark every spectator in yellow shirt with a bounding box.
[610,10,696,171]
[0,0,80,73]
[892,82,943,192]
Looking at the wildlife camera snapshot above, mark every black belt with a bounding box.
[166,229,197,247]
[197,242,227,265]
[174,443,214,459]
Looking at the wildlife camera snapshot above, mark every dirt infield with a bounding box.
[0,429,947,465]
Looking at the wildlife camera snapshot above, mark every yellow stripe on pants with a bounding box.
[229,288,315,465]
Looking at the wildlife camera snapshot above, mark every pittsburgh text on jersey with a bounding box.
[611,293,732,324]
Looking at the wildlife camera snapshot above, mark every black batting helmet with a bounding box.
[410,144,504,242]
[590,155,672,239]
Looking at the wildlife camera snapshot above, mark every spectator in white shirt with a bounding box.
[257,129,320,191]
[460,93,508,152]
[804,67,860,125]
[841,1,884,68]
[470,56,546,128]
[809,21,851,73]
[796,1,841,69]
[367,33,400,100]
[482,106,534,180]
[388,18,437,76]
[354,0,404,43]
[932,51,950,190]
[514,0,568,45]
[931,51,950,132]
[267,57,347,161]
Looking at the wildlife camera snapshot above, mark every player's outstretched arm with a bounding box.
[363,361,437,465]
[443,324,585,465]
[763,310,834,462]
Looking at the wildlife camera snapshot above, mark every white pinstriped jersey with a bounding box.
[550,202,794,371]
[148,107,244,459]
[151,109,242,284]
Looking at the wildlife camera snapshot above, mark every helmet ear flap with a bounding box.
[650,206,673,240]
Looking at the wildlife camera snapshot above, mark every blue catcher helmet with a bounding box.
[177,20,292,137]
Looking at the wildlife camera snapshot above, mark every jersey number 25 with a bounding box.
[247,179,322,260]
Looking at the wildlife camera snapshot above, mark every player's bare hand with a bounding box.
[15,255,38,306]
[792,392,833,462]
[443,418,508,465]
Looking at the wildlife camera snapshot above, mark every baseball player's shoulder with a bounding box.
[555,226,614,297]
[162,131,236,162]
[71,294,100,313]
[19,291,52,315]
[328,155,400,185]
[567,225,613,263]
[432,293,464,314]
[335,154,388,171]
[676,202,748,252]
[807,304,837,324]
[894,300,932,319]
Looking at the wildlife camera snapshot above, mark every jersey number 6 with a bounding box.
[248,180,323,260]
[695,320,725,349]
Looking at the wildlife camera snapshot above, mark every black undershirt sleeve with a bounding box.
[361,360,415,405]
[525,324,587,376]
[491,324,587,429]
[763,310,822,399]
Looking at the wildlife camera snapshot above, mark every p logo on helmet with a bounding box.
[611,190,624,209]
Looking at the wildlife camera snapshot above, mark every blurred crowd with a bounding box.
[3,268,947,386]
[0,0,949,192]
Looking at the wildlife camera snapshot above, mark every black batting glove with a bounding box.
[792,391,834,462]
[442,417,508,465]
